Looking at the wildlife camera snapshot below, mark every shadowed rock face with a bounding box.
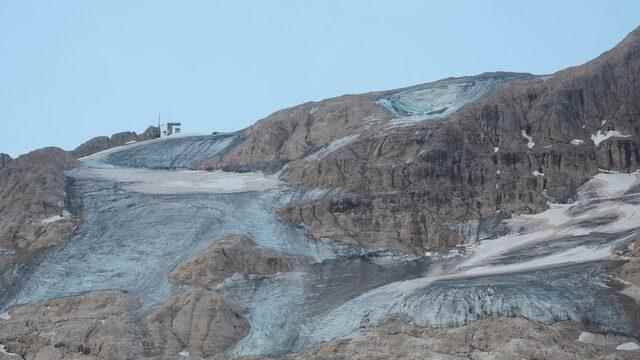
[0,147,78,304]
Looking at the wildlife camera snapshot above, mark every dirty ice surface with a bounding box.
[225,170,640,357]
[5,134,640,358]
[379,73,533,126]
[3,135,338,311]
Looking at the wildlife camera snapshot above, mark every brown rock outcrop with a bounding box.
[200,92,393,172]
[281,318,639,360]
[142,290,249,359]
[72,127,160,158]
[0,290,142,360]
[170,234,303,289]
[202,26,640,255]
[0,147,78,302]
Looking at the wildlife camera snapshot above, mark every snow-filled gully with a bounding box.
[2,135,640,357]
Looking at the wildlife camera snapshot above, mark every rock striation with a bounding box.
[170,234,304,289]
[0,290,142,360]
[200,26,640,255]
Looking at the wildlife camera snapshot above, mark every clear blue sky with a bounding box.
[1,1,639,157]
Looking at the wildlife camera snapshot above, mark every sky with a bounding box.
[1,1,639,157]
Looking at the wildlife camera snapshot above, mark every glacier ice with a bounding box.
[379,73,534,125]
[3,136,640,359]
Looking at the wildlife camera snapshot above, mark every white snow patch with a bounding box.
[178,350,190,357]
[125,140,137,144]
[617,342,640,351]
[521,130,535,149]
[40,210,71,224]
[570,139,584,146]
[532,170,544,177]
[591,130,631,146]
[0,344,17,357]
[0,312,10,320]
[578,331,607,346]
[305,135,359,161]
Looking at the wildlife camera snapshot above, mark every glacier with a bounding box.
[2,134,640,358]
[379,72,535,124]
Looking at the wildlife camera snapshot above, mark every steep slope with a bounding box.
[2,25,640,360]
[220,26,640,255]
[0,147,78,304]
[201,72,534,173]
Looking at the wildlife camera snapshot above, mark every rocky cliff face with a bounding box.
[0,147,78,304]
[282,318,640,360]
[0,154,10,169]
[200,27,640,255]
[72,126,160,158]
[170,234,305,289]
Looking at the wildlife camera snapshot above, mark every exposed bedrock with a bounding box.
[0,147,78,305]
[0,290,249,360]
[170,233,306,289]
[144,234,308,359]
[0,154,11,169]
[0,232,309,360]
[280,318,640,360]
[269,26,640,254]
[0,290,143,360]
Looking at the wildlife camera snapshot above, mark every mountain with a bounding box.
[0,27,639,360]
[201,27,640,255]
